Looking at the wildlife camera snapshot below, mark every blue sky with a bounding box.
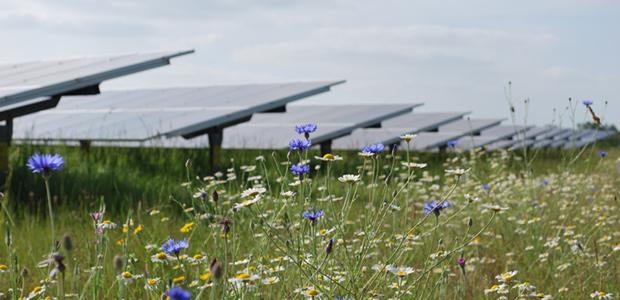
[1,0,618,127]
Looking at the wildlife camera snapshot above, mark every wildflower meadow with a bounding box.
[0,122,618,300]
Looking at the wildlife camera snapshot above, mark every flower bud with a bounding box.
[113,255,123,271]
[468,218,473,227]
[211,262,223,280]
[325,239,333,256]
[20,267,28,278]
[212,190,219,203]
[61,234,73,252]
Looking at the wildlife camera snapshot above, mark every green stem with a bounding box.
[44,178,56,253]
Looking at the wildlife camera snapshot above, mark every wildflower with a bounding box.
[363,143,385,154]
[133,225,142,235]
[338,174,360,183]
[445,168,471,176]
[27,286,46,299]
[325,238,333,255]
[289,139,312,151]
[591,291,614,299]
[161,238,189,256]
[117,272,139,285]
[295,123,318,139]
[149,210,160,215]
[485,284,509,294]
[423,200,451,216]
[193,188,208,200]
[400,134,417,142]
[464,194,479,203]
[372,264,393,272]
[305,289,323,297]
[303,209,324,222]
[26,153,65,177]
[495,270,519,283]
[167,287,191,300]
[291,164,311,175]
[200,272,211,280]
[401,162,427,169]
[482,204,509,212]
[218,217,233,235]
[315,153,343,161]
[447,140,458,147]
[513,282,536,291]
[389,267,415,277]
[233,195,261,210]
[97,220,117,229]
[280,191,296,198]
[262,276,280,285]
[241,187,266,198]
[599,152,608,157]
[151,253,170,264]
[89,213,103,221]
[173,276,185,282]
[180,222,195,233]
[144,277,161,290]
[583,100,593,106]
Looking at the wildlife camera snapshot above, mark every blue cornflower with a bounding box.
[295,123,317,136]
[583,100,593,106]
[447,140,458,147]
[161,238,189,256]
[289,139,312,151]
[363,143,385,154]
[423,200,451,216]
[543,179,550,185]
[599,151,607,157]
[167,287,191,300]
[481,184,491,189]
[291,164,310,175]
[27,153,65,178]
[302,209,323,221]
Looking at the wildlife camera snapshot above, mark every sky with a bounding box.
[1,0,618,127]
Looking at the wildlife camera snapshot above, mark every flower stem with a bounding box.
[44,178,56,252]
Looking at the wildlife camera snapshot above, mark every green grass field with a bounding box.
[0,137,618,300]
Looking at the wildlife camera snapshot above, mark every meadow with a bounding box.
[0,128,618,300]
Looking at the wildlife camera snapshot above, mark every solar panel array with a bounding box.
[13,81,345,141]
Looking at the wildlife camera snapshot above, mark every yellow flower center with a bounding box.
[332,277,339,281]
[397,271,407,276]
[122,272,132,278]
[323,153,335,160]
[156,253,167,260]
[236,273,251,280]
[249,266,256,271]
[268,279,275,283]
[248,191,259,197]
[193,254,203,260]
[148,279,158,285]
[491,285,499,290]
[436,250,444,256]
[307,289,319,296]
[599,292,606,296]
[319,230,327,235]
[103,220,111,224]
[0,265,7,271]
[33,286,43,293]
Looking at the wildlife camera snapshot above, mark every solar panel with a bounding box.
[0,50,194,111]
[406,118,504,151]
[14,81,345,141]
[331,112,467,150]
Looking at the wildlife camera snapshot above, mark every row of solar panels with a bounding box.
[2,51,613,154]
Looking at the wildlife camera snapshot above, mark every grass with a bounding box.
[0,136,618,299]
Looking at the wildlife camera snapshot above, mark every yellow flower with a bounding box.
[173,276,185,282]
[180,222,195,233]
[117,239,125,246]
[133,225,142,235]
[200,272,211,280]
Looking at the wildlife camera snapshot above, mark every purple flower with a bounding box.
[363,143,385,154]
[295,123,317,134]
[481,184,491,189]
[26,153,65,177]
[89,213,103,221]
[289,139,312,150]
[162,238,189,256]
[583,100,593,106]
[423,200,451,216]
[543,179,550,185]
[458,258,465,267]
[291,164,310,175]
[302,209,323,221]
[167,287,191,300]
[599,151,607,157]
[447,140,458,147]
